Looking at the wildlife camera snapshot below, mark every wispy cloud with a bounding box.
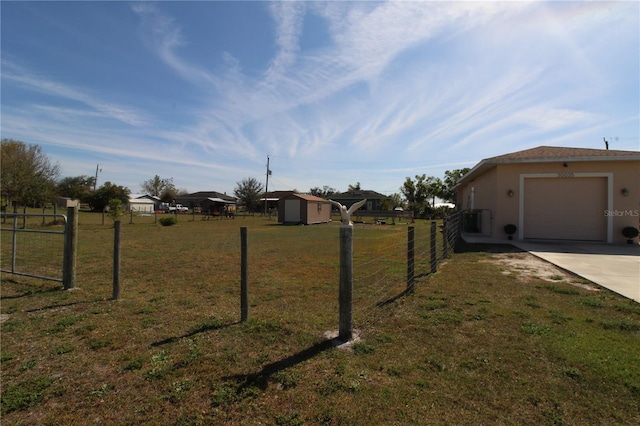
[264,1,306,82]
[2,1,636,194]
[1,60,150,127]
[131,3,219,89]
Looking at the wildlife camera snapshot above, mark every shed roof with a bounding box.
[187,191,236,202]
[128,197,155,204]
[283,193,329,202]
[207,197,235,204]
[457,145,640,187]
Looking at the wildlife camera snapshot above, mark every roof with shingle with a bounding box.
[330,190,388,200]
[487,146,639,161]
[283,193,329,202]
[457,145,640,187]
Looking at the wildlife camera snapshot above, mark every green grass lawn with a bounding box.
[1,211,639,425]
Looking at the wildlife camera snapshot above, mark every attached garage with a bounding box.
[521,176,608,241]
[455,146,640,244]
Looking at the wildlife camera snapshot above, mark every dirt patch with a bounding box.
[485,252,599,291]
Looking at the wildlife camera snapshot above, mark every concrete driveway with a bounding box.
[512,241,640,303]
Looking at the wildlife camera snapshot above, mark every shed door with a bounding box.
[523,177,606,241]
[284,199,300,222]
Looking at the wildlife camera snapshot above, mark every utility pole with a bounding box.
[264,156,271,215]
[94,163,101,192]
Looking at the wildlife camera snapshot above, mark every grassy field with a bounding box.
[1,211,639,425]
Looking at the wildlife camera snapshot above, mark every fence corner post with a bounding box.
[240,227,249,322]
[339,225,354,341]
[63,206,78,290]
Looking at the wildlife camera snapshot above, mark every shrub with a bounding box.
[622,226,639,239]
[504,224,517,235]
[159,216,177,226]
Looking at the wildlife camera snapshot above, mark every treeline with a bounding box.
[2,138,469,218]
[0,138,186,212]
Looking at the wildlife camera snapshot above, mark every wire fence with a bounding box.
[0,208,78,287]
[241,212,462,332]
[1,207,462,336]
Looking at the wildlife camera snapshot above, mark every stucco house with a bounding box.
[455,146,640,244]
[278,193,331,225]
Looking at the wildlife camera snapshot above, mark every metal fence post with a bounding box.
[11,211,18,273]
[339,225,353,341]
[441,219,448,259]
[63,206,78,290]
[407,226,415,293]
[112,220,121,300]
[430,221,437,274]
[240,227,249,322]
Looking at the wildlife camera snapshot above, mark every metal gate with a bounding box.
[1,207,77,289]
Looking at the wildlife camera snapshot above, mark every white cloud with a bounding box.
[2,60,150,127]
[2,1,637,194]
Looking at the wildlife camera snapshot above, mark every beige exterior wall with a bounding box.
[306,201,331,224]
[457,159,639,243]
[458,167,497,236]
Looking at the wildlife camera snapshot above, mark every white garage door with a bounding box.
[523,177,607,241]
[284,199,300,223]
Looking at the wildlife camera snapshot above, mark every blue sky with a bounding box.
[2,1,638,196]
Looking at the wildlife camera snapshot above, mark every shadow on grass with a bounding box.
[25,299,106,313]
[0,278,63,300]
[151,320,238,347]
[377,288,413,307]
[454,242,524,254]
[223,338,338,391]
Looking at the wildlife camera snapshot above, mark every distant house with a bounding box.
[455,146,640,243]
[278,193,331,225]
[175,191,236,215]
[127,197,155,213]
[135,194,162,211]
[329,190,389,212]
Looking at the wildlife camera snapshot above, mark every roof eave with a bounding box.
[455,154,640,189]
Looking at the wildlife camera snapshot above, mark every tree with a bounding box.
[89,182,130,212]
[425,176,444,208]
[141,175,176,198]
[234,177,264,212]
[401,175,428,218]
[387,193,403,209]
[159,187,177,204]
[107,198,125,222]
[401,175,446,218]
[309,185,337,198]
[441,168,470,203]
[57,175,95,203]
[347,182,362,192]
[1,138,60,207]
